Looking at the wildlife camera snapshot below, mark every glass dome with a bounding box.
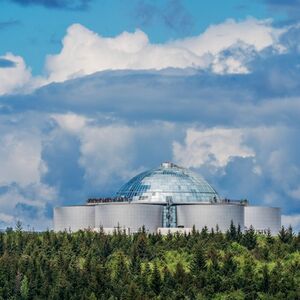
[115,162,220,203]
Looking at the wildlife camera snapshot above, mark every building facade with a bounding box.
[54,162,281,234]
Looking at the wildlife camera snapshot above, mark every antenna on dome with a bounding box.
[161,162,179,168]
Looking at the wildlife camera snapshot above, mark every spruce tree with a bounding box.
[200,226,209,239]
[174,262,187,287]
[266,228,274,244]
[135,233,149,259]
[222,252,236,275]
[191,243,206,274]
[140,262,151,295]
[0,233,3,256]
[150,262,161,295]
[241,226,257,250]
[261,264,270,293]
[241,257,257,299]
[278,226,289,243]
[226,220,237,241]
[162,266,175,291]
[130,243,141,274]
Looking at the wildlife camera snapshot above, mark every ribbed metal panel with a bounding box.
[244,206,281,235]
[177,204,244,232]
[54,206,95,232]
[95,203,163,233]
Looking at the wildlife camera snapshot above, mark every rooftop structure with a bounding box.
[116,162,220,203]
[54,162,281,234]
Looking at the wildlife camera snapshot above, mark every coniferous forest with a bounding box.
[0,225,299,300]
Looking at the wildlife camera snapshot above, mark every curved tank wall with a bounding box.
[54,206,95,232]
[177,204,244,232]
[244,206,281,235]
[95,203,163,233]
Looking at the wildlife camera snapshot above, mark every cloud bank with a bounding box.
[0,17,286,95]
[45,18,284,83]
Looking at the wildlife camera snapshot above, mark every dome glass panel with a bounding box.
[116,162,220,203]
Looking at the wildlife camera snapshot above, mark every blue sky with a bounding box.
[0,0,300,230]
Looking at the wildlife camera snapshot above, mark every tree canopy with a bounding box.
[0,225,299,299]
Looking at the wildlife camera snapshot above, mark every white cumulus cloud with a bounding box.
[52,113,137,187]
[0,132,46,186]
[0,18,287,93]
[45,25,206,82]
[51,113,181,192]
[174,18,284,55]
[0,53,32,95]
[45,18,284,83]
[173,127,255,169]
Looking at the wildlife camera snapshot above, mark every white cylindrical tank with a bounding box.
[54,206,95,232]
[95,203,163,233]
[244,206,281,235]
[177,204,244,232]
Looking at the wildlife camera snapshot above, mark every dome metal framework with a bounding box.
[116,162,220,203]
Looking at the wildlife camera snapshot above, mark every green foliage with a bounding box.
[0,227,298,299]
[15,221,23,233]
[241,226,257,250]
[278,226,294,244]
[150,262,161,295]
[191,243,206,273]
[20,275,29,300]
